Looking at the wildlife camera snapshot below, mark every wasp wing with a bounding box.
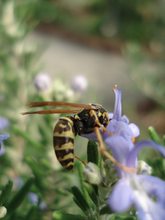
[22,109,83,115]
[27,101,93,109]
[22,101,96,115]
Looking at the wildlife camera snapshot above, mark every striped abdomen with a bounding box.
[53,117,75,170]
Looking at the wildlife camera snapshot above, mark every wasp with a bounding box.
[22,101,110,170]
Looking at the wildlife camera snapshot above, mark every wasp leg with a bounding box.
[89,110,107,132]
[89,110,112,138]
[74,155,87,166]
[94,127,136,174]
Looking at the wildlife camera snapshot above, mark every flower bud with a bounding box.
[34,72,52,91]
[71,75,88,92]
[83,162,102,185]
[137,160,152,175]
[0,206,7,219]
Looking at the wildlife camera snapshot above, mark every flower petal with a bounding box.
[0,133,9,141]
[0,117,9,130]
[105,135,133,164]
[121,115,129,123]
[106,119,133,140]
[0,133,9,148]
[28,192,39,205]
[0,134,9,143]
[129,123,140,137]
[133,191,165,220]
[108,178,133,212]
[126,140,165,167]
[138,175,165,206]
[113,87,122,120]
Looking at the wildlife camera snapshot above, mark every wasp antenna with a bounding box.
[21,111,35,115]
[22,109,83,115]
[26,101,93,109]
[26,102,38,107]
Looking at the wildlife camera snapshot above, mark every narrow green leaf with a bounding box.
[25,158,45,191]
[0,180,13,206]
[163,135,165,145]
[53,211,85,220]
[71,186,90,214]
[87,184,99,207]
[76,162,96,210]
[87,141,99,165]
[148,126,161,144]
[24,206,41,220]
[100,204,113,215]
[7,178,34,213]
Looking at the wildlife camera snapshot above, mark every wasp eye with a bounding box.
[99,116,103,123]
[102,117,109,127]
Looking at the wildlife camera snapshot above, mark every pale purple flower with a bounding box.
[28,192,47,210]
[83,86,165,219]
[0,133,9,155]
[107,138,165,219]
[34,72,52,91]
[71,75,88,92]
[28,192,39,205]
[0,118,9,156]
[0,117,9,130]
[13,177,24,189]
[103,87,165,220]
[104,88,165,173]
[39,201,47,210]
[108,174,165,220]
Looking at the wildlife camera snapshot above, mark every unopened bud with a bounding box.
[71,75,88,92]
[137,160,152,175]
[0,206,7,218]
[83,162,102,185]
[34,72,51,91]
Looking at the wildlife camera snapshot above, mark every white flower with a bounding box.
[34,72,52,91]
[71,75,88,92]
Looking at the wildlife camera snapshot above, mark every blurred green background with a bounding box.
[0,0,164,219]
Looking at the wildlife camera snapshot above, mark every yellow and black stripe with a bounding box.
[53,117,75,170]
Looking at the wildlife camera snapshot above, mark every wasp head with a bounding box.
[91,104,109,128]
